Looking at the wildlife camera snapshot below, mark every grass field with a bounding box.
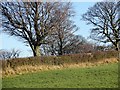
[2,62,118,88]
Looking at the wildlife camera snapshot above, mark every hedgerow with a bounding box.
[1,51,118,71]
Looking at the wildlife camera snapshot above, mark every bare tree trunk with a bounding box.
[115,43,119,51]
[118,1,120,61]
[58,39,63,55]
[118,42,120,61]
[33,46,41,57]
[59,45,63,55]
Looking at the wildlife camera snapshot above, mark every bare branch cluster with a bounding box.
[82,2,120,51]
[0,49,21,60]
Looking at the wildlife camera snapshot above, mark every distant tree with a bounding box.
[0,49,21,60]
[63,35,88,54]
[41,34,90,55]
[82,2,120,51]
[78,43,94,53]
[93,45,106,51]
[0,2,73,56]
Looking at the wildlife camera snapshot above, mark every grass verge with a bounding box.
[2,62,118,88]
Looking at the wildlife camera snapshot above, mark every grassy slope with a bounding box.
[2,63,118,88]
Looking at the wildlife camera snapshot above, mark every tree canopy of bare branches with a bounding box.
[44,2,77,56]
[0,2,74,56]
[82,2,120,51]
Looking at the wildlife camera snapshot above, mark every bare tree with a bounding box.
[63,35,88,54]
[82,2,120,51]
[52,3,77,55]
[0,2,71,56]
[40,3,78,56]
[0,49,21,60]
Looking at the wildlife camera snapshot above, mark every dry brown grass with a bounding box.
[2,57,118,77]
[2,51,118,71]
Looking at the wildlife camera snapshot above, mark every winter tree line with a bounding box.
[0,1,120,59]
